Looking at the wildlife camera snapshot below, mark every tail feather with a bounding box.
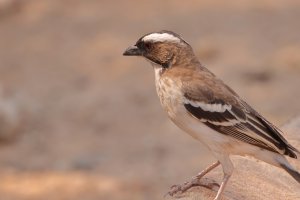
[280,163,300,184]
[288,146,300,159]
[297,149,300,159]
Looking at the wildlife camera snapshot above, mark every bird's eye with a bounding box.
[144,42,152,50]
[136,41,152,52]
[135,41,143,49]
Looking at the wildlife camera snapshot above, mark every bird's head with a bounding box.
[123,31,197,68]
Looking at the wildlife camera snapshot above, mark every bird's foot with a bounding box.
[167,181,196,196]
[167,177,220,196]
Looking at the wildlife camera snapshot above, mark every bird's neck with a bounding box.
[173,48,201,68]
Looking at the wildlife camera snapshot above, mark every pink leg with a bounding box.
[213,154,234,200]
[214,173,231,200]
[195,161,220,179]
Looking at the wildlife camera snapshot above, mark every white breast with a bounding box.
[153,67,183,118]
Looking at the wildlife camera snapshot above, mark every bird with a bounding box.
[123,30,300,200]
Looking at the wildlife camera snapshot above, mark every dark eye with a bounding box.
[136,41,152,51]
[136,41,143,49]
[144,42,152,50]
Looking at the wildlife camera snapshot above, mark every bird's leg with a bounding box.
[195,161,220,179]
[214,173,231,200]
[168,161,220,196]
[213,155,234,200]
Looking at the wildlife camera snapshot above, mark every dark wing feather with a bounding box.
[184,97,299,159]
[242,101,300,157]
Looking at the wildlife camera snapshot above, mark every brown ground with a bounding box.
[0,0,299,199]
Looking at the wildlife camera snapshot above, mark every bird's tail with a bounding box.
[255,148,300,183]
[287,144,300,160]
[297,151,300,160]
[279,160,300,184]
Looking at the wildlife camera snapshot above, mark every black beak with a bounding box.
[123,45,142,56]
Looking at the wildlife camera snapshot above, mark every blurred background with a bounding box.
[0,0,300,199]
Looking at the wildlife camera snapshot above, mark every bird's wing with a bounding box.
[182,78,299,158]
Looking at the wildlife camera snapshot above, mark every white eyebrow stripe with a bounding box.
[142,33,180,43]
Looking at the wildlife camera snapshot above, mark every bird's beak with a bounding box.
[123,45,142,56]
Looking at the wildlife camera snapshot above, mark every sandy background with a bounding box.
[0,0,299,199]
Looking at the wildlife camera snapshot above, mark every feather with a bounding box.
[183,97,299,159]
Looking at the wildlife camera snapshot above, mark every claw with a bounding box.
[166,162,221,197]
[166,180,202,196]
[167,184,182,196]
[166,177,221,197]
